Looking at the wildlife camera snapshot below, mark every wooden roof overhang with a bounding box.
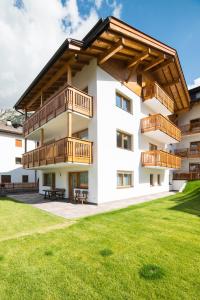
[14,39,94,111]
[15,16,190,113]
[82,17,190,112]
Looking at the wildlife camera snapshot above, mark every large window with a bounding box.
[43,173,55,187]
[117,171,133,188]
[117,131,132,150]
[73,129,88,140]
[15,139,22,147]
[157,174,161,186]
[15,157,22,164]
[1,175,11,183]
[116,93,131,113]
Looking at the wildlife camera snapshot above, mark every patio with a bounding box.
[9,191,175,219]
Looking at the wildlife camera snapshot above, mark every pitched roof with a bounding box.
[0,121,23,135]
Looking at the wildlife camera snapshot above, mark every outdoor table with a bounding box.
[43,189,65,200]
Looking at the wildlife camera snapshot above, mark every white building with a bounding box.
[173,85,200,180]
[0,121,36,184]
[14,17,190,204]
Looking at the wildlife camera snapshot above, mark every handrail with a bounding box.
[179,121,200,135]
[142,81,174,113]
[141,114,181,142]
[22,137,93,168]
[173,172,200,180]
[174,147,200,158]
[141,150,181,169]
[23,84,93,136]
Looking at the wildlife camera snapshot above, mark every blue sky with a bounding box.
[0,0,199,107]
[77,0,200,85]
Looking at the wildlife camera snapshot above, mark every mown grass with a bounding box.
[0,182,200,299]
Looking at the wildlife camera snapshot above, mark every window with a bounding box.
[190,118,200,131]
[150,174,154,186]
[73,129,88,140]
[15,157,22,164]
[1,175,11,183]
[15,139,22,147]
[22,175,28,183]
[116,93,131,113]
[189,163,200,172]
[117,131,132,150]
[157,174,161,186]
[117,171,133,188]
[79,172,88,188]
[43,173,55,187]
[149,143,157,151]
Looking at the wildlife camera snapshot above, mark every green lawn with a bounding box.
[0,182,200,299]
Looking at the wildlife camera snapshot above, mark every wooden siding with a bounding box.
[174,148,200,158]
[141,150,181,169]
[143,81,174,113]
[173,173,200,180]
[23,85,93,136]
[22,137,92,168]
[141,114,181,142]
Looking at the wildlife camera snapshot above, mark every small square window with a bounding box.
[22,175,28,183]
[15,157,22,164]
[117,171,133,188]
[15,139,22,147]
[116,93,131,113]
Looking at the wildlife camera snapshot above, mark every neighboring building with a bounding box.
[14,17,190,204]
[0,120,36,184]
[174,85,200,180]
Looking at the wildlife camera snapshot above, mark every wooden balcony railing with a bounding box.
[22,137,92,168]
[23,84,93,136]
[173,172,200,180]
[174,148,200,158]
[179,121,200,136]
[141,114,181,142]
[143,81,174,113]
[141,150,181,169]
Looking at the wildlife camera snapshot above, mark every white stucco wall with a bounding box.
[0,132,36,183]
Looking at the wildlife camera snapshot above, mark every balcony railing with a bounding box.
[141,150,181,169]
[179,121,200,136]
[173,172,200,180]
[174,148,200,158]
[141,114,181,142]
[22,137,92,168]
[23,84,93,136]
[143,81,174,113]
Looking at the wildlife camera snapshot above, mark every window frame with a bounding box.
[43,173,55,187]
[117,171,133,188]
[150,174,154,187]
[117,130,133,151]
[15,157,22,164]
[116,92,132,114]
[22,175,29,183]
[157,174,161,186]
[15,139,22,147]
[1,175,11,183]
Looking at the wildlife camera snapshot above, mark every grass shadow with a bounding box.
[170,186,200,217]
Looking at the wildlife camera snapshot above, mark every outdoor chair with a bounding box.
[78,191,88,204]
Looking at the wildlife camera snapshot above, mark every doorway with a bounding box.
[68,171,88,197]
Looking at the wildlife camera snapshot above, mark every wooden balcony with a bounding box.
[141,114,181,143]
[22,137,92,168]
[174,148,200,158]
[173,172,200,180]
[23,84,93,136]
[141,150,181,169]
[179,121,200,136]
[142,82,174,115]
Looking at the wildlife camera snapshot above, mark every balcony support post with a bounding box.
[67,65,72,85]
[40,92,43,107]
[40,128,44,147]
[67,112,72,137]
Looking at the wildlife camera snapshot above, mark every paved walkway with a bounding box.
[9,191,175,219]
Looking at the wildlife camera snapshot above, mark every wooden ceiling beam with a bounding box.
[98,38,124,65]
[151,58,174,72]
[143,55,166,72]
[27,56,75,109]
[127,49,151,68]
[162,78,180,88]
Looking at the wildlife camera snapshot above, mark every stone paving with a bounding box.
[9,191,175,219]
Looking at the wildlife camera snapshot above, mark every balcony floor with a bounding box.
[143,97,173,116]
[142,129,179,144]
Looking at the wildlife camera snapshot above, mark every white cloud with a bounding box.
[0,0,123,108]
[188,77,200,90]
